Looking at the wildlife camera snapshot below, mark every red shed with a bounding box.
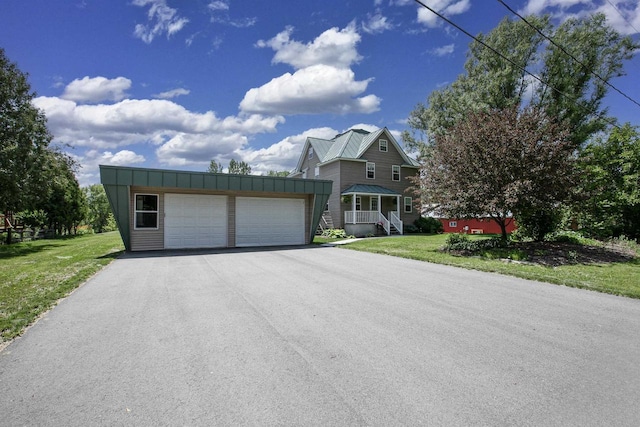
[439,217,517,235]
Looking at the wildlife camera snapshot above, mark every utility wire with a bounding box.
[412,0,567,101]
[497,0,640,110]
[412,0,626,130]
[605,0,640,34]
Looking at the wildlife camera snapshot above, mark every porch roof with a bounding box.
[341,184,400,196]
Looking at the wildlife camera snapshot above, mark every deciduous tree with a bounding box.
[413,106,576,241]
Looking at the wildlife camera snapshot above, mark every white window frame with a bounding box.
[449,221,457,228]
[308,147,314,159]
[404,197,412,213]
[379,139,388,152]
[392,165,400,181]
[355,196,362,211]
[314,165,319,178]
[302,168,307,179]
[370,197,379,211]
[134,193,159,230]
[366,162,375,179]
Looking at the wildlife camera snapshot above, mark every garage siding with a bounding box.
[129,187,313,251]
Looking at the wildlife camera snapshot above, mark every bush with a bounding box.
[320,228,355,239]
[414,216,443,234]
[403,224,419,233]
[443,233,507,252]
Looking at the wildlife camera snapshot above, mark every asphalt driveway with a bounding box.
[1,245,639,426]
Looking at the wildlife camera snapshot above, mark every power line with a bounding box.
[412,0,574,106]
[605,0,640,34]
[497,0,640,110]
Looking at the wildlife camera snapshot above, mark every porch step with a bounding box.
[316,211,334,235]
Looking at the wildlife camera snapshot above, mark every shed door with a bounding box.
[236,197,305,247]
[164,194,227,249]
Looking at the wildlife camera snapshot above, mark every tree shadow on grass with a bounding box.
[0,242,64,260]
[97,250,124,260]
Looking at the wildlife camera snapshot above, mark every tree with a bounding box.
[412,106,576,241]
[403,14,637,154]
[84,184,117,233]
[266,170,290,177]
[207,160,223,173]
[0,48,53,243]
[228,159,251,175]
[577,123,640,240]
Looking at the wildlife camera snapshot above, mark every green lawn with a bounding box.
[0,232,124,344]
[323,234,640,299]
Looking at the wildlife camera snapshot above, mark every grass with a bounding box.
[0,231,124,344]
[331,234,640,299]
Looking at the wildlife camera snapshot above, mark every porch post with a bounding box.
[377,195,381,214]
[352,194,356,224]
[396,196,400,217]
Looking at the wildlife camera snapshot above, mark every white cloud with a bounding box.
[101,150,146,165]
[362,12,394,34]
[239,64,380,115]
[432,43,455,56]
[417,0,471,28]
[133,0,189,44]
[521,0,640,35]
[61,76,131,103]
[153,88,190,99]
[239,127,338,174]
[208,0,229,11]
[256,23,362,69]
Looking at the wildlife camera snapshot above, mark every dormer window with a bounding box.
[308,147,314,159]
[379,139,388,152]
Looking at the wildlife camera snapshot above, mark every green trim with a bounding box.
[100,165,332,250]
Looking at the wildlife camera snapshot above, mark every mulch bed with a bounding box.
[507,241,637,267]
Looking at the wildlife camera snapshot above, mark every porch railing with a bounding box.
[390,211,403,235]
[378,212,390,235]
[344,210,379,224]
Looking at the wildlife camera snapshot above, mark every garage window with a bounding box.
[134,194,158,229]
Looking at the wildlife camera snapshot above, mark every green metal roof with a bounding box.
[341,184,401,196]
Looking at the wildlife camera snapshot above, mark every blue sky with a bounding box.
[1,0,639,185]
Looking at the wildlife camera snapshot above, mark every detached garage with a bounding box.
[100,165,332,252]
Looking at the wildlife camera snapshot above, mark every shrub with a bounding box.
[414,216,443,234]
[321,228,355,239]
[443,233,507,252]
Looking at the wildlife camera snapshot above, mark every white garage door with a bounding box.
[236,197,305,247]
[164,194,227,249]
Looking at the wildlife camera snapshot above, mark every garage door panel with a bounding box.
[236,197,305,247]
[164,194,227,249]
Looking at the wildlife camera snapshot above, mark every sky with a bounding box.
[1,0,639,186]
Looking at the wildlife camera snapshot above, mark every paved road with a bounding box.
[1,246,639,426]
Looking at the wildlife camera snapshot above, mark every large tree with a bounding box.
[0,49,52,217]
[403,13,637,154]
[413,106,576,241]
[84,184,117,233]
[1,48,55,243]
[577,123,640,240]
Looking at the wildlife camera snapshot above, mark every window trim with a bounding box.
[366,162,375,179]
[449,221,457,228]
[404,197,412,213]
[134,193,159,230]
[392,165,400,181]
[370,197,378,211]
[308,147,314,159]
[355,196,362,211]
[379,139,388,152]
[314,165,319,178]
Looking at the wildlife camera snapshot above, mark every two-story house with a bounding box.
[290,127,420,237]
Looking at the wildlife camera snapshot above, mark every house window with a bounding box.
[314,165,319,178]
[308,147,314,159]
[379,139,388,152]
[392,165,400,181]
[370,197,378,211]
[366,162,375,179]
[134,194,158,229]
[404,197,412,213]
[355,196,362,211]
[302,168,307,179]
[449,221,457,228]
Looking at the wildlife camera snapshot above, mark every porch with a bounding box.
[341,185,403,235]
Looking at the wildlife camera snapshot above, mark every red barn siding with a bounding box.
[439,218,517,234]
